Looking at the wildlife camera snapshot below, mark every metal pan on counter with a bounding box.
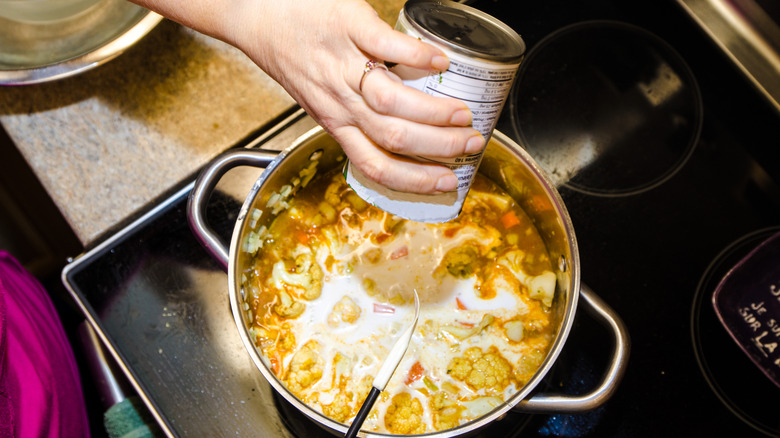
[0,0,161,85]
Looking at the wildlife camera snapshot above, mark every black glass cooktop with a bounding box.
[63,0,780,436]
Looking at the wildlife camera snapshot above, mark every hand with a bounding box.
[224,0,484,194]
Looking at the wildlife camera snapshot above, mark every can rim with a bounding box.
[402,0,525,62]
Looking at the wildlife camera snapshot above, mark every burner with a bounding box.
[691,226,780,437]
[509,21,702,197]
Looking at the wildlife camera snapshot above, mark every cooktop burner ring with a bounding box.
[509,20,703,197]
[691,226,780,437]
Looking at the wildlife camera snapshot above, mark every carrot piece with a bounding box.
[295,229,310,245]
[501,211,521,229]
[405,361,425,385]
[456,297,468,310]
[390,245,409,260]
[269,355,281,376]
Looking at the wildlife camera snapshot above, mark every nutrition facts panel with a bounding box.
[423,59,520,137]
[409,57,520,191]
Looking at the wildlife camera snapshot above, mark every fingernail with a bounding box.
[466,133,485,154]
[431,55,449,72]
[450,109,472,126]
[435,174,457,192]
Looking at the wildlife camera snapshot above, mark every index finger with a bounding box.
[349,10,449,72]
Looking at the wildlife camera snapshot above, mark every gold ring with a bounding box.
[359,60,388,92]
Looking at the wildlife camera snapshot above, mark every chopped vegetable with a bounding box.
[441,314,494,340]
[249,208,262,229]
[405,361,425,385]
[385,393,426,434]
[390,245,409,260]
[504,320,524,342]
[423,377,438,392]
[501,210,521,229]
[441,245,478,278]
[528,271,557,308]
[373,302,395,314]
[327,296,361,327]
[295,229,310,245]
[273,291,305,318]
[447,346,512,391]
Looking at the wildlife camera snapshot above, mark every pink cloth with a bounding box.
[0,251,90,438]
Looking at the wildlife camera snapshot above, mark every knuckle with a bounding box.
[358,158,390,184]
[360,160,431,193]
[429,132,465,157]
[370,86,397,114]
[379,125,408,154]
[318,117,339,133]
[407,175,435,192]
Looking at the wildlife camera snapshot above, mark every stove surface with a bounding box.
[63,0,780,436]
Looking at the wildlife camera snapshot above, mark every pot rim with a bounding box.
[226,126,581,437]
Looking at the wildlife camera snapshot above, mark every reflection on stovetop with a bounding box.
[62,0,780,437]
[480,0,780,436]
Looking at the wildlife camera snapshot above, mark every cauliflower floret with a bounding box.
[429,391,463,431]
[384,392,426,435]
[496,250,556,308]
[331,352,353,385]
[431,391,501,429]
[461,396,503,419]
[323,178,343,207]
[441,314,495,340]
[277,329,296,352]
[447,346,512,393]
[528,271,556,308]
[467,189,512,212]
[273,291,305,318]
[323,374,372,424]
[497,249,524,274]
[439,244,479,278]
[284,341,324,394]
[271,246,324,300]
[515,349,547,385]
[322,391,353,423]
[327,296,361,327]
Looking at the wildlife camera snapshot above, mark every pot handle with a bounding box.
[187,148,279,271]
[513,283,630,413]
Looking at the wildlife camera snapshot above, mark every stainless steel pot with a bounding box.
[187,124,630,437]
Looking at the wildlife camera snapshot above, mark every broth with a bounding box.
[241,168,556,434]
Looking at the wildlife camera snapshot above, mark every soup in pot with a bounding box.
[240,166,557,434]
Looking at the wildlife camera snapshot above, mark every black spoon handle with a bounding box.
[345,386,381,438]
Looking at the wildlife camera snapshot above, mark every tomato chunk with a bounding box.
[405,361,424,385]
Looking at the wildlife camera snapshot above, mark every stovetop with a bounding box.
[63,0,780,436]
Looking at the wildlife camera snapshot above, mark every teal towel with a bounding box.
[104,397,162,438]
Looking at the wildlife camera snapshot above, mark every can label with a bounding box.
[346,0,524,223]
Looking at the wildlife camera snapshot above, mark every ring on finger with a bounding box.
[359,59,388,92]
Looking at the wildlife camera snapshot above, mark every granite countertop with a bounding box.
[0,0,404,248]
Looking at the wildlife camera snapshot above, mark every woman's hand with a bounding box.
[131,0,483,193]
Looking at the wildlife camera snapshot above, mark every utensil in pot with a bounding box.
[345,290,421,438]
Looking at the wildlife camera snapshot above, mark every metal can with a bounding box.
[345,0,525,223]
